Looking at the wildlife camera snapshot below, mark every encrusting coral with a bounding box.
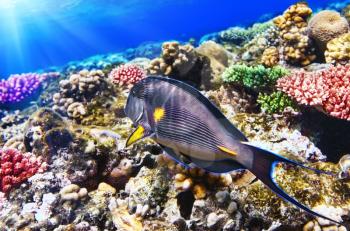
[273,2,316,66]
[325,32,350,64]
[277,64,350,121]
[308,10,349,54]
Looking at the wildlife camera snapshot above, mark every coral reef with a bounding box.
[273,2,316,66]
[0,148,47,193]
[308,10,349,54]
[1,2,350,230]
[325,32,350,64]
[108,64,146,87]
[277,64,350,120]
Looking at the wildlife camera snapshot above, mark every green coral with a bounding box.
[257,91,295,114]
[222,64,289,89]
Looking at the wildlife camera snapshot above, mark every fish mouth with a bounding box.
[125,124,145,148]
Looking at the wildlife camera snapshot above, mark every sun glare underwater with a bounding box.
[2,0,350,230]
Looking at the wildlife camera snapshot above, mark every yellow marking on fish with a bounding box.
[153,107,165,122]
[218,146,237,156]
[126,125,145,147]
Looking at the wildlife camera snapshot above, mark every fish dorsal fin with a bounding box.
[146,76,248,142]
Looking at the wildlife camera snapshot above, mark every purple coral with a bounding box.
[0,72,58,104]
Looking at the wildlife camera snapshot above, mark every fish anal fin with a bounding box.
[217,146,237,156]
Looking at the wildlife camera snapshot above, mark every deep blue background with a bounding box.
[0,0,345,77]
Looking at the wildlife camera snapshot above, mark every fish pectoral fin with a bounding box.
[125,124,153,148]
[217,146,237,156]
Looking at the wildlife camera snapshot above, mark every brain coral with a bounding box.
[273,2,316,66]
[308,10,349,53]
[277,64,350,120]
[325,32,350,64]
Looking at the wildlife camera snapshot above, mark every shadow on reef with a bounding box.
[300,107,350,163]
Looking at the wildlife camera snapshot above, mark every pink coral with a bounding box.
[277,65,350,120]
[0,149,47,193]
[109,64,146,86]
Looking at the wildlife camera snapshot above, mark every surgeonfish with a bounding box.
[124,76,341,225]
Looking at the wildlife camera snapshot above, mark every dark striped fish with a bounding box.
[124,76,341,225]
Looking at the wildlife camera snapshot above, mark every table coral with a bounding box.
[108,64,146,87]
[276,64,350,121]
[325,32,350,64]
[0,148,47,193]
[273,2,316,66]
[308,10,349,53]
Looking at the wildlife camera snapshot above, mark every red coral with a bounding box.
[109,64,146,86]
[277,64,350,120]
[0,149,47,193]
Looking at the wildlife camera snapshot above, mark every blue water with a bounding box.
[0,0,345,77]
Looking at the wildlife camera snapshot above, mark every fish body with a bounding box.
[125,76,341,225]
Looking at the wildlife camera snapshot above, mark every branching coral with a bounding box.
[108,64,146,87]
[273,2,316,66]
[0,72,59,104]
[147,41,212,89]
[261,46,279,67]
[277,64,350,120]
[325,32,350,64]
[148,42,198,77]
[308,10,349,53]
[257,91,295,114]
[222,64,289,90]
[0,148,47,193]
[52,70,109,119]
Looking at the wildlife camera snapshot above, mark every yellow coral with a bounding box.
[325,32,350,64]
[273,3,316,66]
[261,46,279,67]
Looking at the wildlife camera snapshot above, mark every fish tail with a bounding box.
[241,142,343,226]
